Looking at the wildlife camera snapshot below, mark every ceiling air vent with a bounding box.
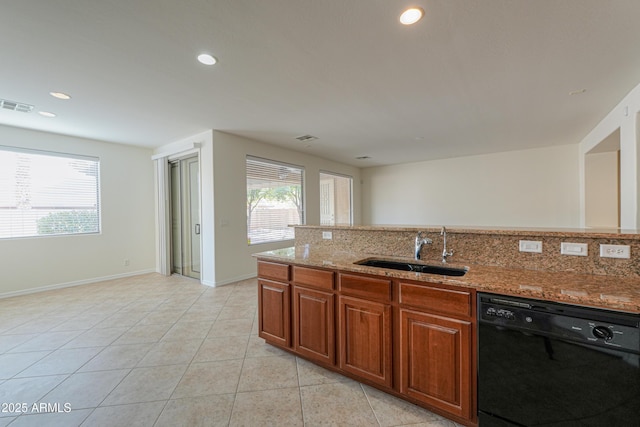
[1,99,34,113]
[295,134,318,142]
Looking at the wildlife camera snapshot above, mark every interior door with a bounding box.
[170,156,201,280]
[320,179,335,225]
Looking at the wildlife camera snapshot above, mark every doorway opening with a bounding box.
[170,156,201,279]
[585,128,620,228]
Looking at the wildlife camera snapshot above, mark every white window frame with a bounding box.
[319,170,353,226]
[0,145,101,239]
[246,156,305,245]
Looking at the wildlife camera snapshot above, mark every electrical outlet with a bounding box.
[560,242,588,256]
[599,244,630,259]
[519,240,542,253]
[322,231,332,240]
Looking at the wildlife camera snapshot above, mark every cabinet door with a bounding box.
[258,279,291,347]
[339,296,392,388]
[400,309,472,420]
[293,286,335,365]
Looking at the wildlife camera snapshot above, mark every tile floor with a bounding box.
[0,273,463,426]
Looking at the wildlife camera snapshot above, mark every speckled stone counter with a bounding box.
[254,246,640,314]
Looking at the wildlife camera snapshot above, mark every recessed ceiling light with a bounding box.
[38,111,56,118]
[400,7,424,25]
[197,53,217,65]
[49,91,71,100]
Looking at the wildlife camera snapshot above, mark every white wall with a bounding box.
[362,144,580,227]
[579,82,640,228]
[154,130,362,286]
[212,131,362,285]
[0,125,156,297]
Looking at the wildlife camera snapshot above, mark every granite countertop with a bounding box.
[254,246,640,314]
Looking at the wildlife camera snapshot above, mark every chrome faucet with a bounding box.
[441,226,454,263]
[414,231,433,260]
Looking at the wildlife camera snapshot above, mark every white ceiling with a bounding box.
[1,1,640,167]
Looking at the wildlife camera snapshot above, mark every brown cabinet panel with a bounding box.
[400,309,472,420]
[339,296,392,387]
[293,266,334,290]
[399,282,472,318]
[258,261,290,282]
[339,273,392,302]
[293,286,335,365]
[258,279,291,347]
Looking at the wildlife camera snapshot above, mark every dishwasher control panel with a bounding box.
[479,293,640,353]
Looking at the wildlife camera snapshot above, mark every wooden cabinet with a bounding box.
[399,308,472,420]
[258,279,291,347]
[399,281,475,421]
[339,295,392,387]
[257,260,477,426]
[338,273,393,387]
[292,266,336,365]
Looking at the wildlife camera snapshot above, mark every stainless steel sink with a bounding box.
[356,259,468,276]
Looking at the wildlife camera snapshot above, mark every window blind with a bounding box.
[246,156,304,245]
[0,146,100,239]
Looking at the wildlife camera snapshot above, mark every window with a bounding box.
[319,172,352,226]
[246,156,304,244]
[0,146,100,239]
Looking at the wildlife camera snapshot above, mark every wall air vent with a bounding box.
[1,99,34,113]
[295,134,318,142]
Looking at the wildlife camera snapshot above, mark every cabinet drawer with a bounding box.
[293,266,334,290]
[399,282,472,318]
[339,273,391,302]
[257,261,290,282]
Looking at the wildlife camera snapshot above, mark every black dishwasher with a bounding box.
[477,293,640,426]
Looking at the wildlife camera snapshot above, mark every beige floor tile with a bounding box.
[246,335,291,359]
[172,359,243,399]
[101,364,187,405]
[363,384,440,426]
[7,408,92,427]
[229,387,303,427]
[237,355,298,392]
[0,351,50,379]
[0,334,38,353]
[78,343,153,372]
[300,381,379,426]
[61,327,128,349]
[49,312,112,332]
[43,369,130,409]
[15,347,103,377]
[155,394,235,427]
[216,305,257,321]
[161,320,214,342]
[207,318,253,338]
[112,323,173,345]
[8,330,83,353]
[193,336,248,363]
[80,401,166,427]
[138,309,186,326]
[4,317,68,335]
[296,357,348,387]
[0,376,68,415]
[93,310,150,329]
[136,339,202,367]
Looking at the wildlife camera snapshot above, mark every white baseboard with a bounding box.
[0,269,156,299]
[213,273,258,287]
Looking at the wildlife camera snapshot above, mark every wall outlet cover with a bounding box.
[519,240,542,253]
[322,231,333,240]
[599,244,630,259]
[560,242,588,256]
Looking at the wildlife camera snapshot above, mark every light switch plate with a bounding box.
[599,244,630,259]
[519,240,542,253]
[560,242,588,256]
